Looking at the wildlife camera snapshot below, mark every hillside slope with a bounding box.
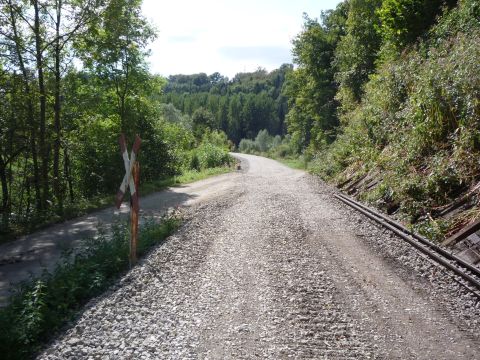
[291,0,480,242]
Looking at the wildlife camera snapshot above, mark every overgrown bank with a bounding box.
[239,0,480,241]
[314,0,479,241]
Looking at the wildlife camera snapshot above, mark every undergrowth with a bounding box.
[275,157,311,171]
[310,0,480,240]
[0,215,181,360]
[238,129,312,170]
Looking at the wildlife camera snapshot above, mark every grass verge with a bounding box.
[0,215,181,360]
[140,166,233,194]
[275,157,310,171]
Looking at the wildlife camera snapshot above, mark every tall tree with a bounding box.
[376,0,458,50]
[334,0,382,109]
[1,0,42,210]
[51,0,97,212]
[285,6,347,152]
[32,0,49,209]
[80,0,156,132]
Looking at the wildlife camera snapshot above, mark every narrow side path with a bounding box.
[0,171,240,305]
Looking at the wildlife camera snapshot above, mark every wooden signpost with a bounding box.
[116,134,141,265]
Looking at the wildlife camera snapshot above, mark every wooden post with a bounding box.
[443,218,480,247]
[130,161,140,266]
[115,134,141,266]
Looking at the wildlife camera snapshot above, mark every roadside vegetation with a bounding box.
[237,0,480,241]
[0,0,233,242]
[0,214,181,360]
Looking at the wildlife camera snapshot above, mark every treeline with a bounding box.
[0,0,231,237]
[282,0,480,236]
[161,65,292,144]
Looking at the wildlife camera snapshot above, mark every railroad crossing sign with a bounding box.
[116,134,141,210]
[116,134,141,265]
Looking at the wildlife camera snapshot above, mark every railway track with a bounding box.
[334,192,480,299]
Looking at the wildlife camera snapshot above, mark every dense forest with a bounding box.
[161,66,291,144]
[0,0,233,238]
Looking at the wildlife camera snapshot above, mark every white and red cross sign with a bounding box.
[115,134,141,211]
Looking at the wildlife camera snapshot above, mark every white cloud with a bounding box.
[142,0,342,78]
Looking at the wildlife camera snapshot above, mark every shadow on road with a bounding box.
[0,187,199,305]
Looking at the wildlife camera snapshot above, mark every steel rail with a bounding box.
[336,192,480,277]
[334,193,480,295]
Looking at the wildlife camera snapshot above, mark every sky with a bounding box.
[141,0,342,79]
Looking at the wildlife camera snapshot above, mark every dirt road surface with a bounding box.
[18,154,480,358]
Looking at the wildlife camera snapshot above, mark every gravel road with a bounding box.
[39,154,480,359]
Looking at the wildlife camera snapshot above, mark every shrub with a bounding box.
[201,130,231,150]
[272,135,282,149]
[314,3,480,228]
[189,151,201,171]
[255,129,273,152]
[196,143,232,169]
[238,139,259,154]
[274,143,291,158]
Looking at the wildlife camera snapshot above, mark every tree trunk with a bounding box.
[53,0,63,214]
[64,147,74,203]
[18,155,29,218]
[120,94,126,131]
[115,49,130,132]
[30,123,42,211]
[7,0,42,211]
[33,0,49,210]
[0,160,9,230]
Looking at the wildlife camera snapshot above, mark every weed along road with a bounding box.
[34,154,480,358]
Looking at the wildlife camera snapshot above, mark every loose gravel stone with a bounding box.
[38,154,480,359]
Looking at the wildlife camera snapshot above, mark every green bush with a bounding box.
[239,130,295,157]
[238,138,259,154]
[255,129,273,152]
[196,143,232,169]
[184,130,234,170]
[274,143,292,158]
[189,151,201,171]
[201,130,232,150]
